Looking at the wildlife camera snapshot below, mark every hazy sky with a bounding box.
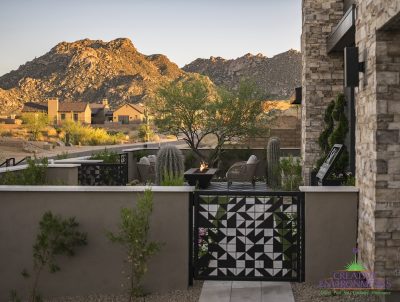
[0,0,301,76]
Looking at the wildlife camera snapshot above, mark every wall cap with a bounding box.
[0,185,196,193]
[299,186,359,193]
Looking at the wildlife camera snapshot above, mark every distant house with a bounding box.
[90,99,111,124]
[21,98,91,124]
[112,103,145,124]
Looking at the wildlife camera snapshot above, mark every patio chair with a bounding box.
[226,155,260,188]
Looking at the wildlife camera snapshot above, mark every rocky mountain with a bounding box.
[0,38,301,115]
[182,50,301,99]
[0,38,188,114]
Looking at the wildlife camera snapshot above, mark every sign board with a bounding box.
[316,144,344,184]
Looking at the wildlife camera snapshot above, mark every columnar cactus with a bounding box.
[267,137,281,189]
[155,145,184,184]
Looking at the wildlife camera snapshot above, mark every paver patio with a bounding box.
[198,281,295,302]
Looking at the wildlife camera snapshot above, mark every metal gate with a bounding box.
[78,153,128,186]
[192,190,304,282]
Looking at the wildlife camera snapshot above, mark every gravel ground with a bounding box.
[44,281,203,302]
[291,283,383,302]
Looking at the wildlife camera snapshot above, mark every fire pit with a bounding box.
[184,162,217,189]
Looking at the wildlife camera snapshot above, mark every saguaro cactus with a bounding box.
[267,137,281,189]
[155,145,184,184]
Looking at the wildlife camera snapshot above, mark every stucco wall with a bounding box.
[0,187,191,300]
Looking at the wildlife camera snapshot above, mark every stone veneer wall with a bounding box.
[355,0,400,290]
[301,0,344,184]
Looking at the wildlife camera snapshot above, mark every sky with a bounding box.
[0,0,301,76]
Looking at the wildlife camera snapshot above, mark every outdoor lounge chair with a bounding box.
[226,155,260,188]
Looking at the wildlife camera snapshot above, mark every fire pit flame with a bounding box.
[199,161,208,172]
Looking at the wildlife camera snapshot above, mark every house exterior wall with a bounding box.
[301,0,344,184]
[113,104,144,124]
[57,107,91,124]
[48,98,58,124]
[355,0,400,290]
[302,0,400,292]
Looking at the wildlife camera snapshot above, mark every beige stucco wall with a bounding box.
[113,104,144,123]
[301,187,358,283]
[0,187,191,300]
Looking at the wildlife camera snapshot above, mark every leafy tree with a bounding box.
[108,189,162,301]
[12,212,87,302]
[151,77,264,166]
[207,81,264,165]
[22,113,49,141]
[150,76,215,161]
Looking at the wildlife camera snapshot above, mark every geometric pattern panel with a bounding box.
[194,192,301,281]
[78,163,128,186]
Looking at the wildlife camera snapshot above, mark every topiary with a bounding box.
[155,145,184,184]
[315,94,349,176]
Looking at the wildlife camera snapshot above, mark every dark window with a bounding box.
[61,113,66,120]
[73,113,79,121]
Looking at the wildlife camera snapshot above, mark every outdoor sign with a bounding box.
[316,144,344,184]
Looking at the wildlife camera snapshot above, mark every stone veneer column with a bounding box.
[355,0,400,291]
[301,0,344,184]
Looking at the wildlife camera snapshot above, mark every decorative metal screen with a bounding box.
[193,191,304,281]
[78,153,128,186]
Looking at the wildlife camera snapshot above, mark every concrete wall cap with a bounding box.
[299,186,359,193]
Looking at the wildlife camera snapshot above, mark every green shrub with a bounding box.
[55,152,69,160]
[108,190,162,300]
[90,149,120,163]
[160,171,185,186]
[280,156,302,191]
[0,158,48,185]
[61,120,125,146]
[138,124,155,142]
[21,113,49,141]
[11,211,87,302]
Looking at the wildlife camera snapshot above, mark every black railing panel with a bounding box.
[193,190,304,282]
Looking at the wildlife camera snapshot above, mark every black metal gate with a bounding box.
[192,190,304,282]
[78,153,128,186]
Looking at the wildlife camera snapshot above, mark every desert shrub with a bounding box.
[138,124,155,142]
[133,150,150,161]
[90,149,120,163]
[160,171,185,186]
[60,120,125,145]
[108,189,162,300]
[280,156,302,191]
[0,158,48,185]
[55,152,69,160]
[11,211,87,302]
[21,113,49,141]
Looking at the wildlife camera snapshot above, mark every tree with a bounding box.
[207,81,264,165]
[21,113,49,141]
[151,77,264,166]
[149,76,215,161]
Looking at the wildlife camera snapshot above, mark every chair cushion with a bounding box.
[139,156,150,165]
[246,155,258,164]
[148,155,157,164]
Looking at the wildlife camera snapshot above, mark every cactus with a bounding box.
[267,137,281,189]
[155,145,184,184]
